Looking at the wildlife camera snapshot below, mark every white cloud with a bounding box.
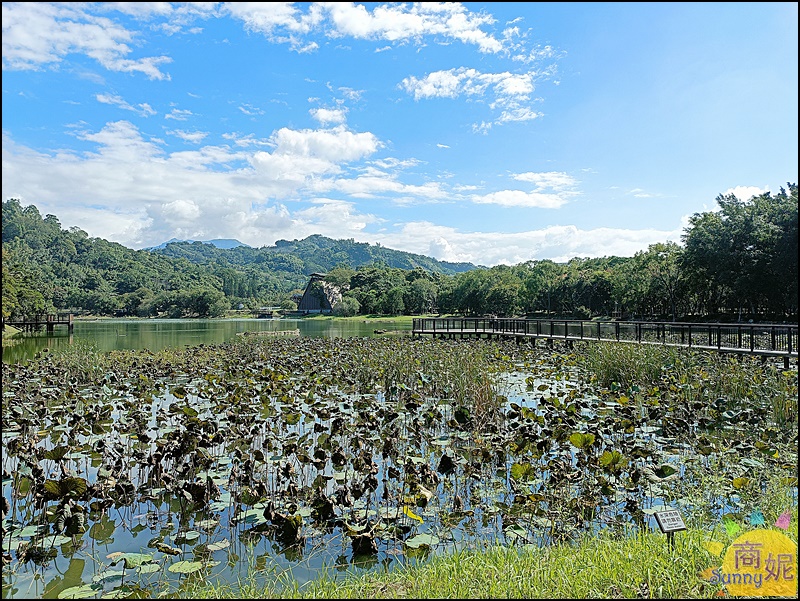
[722,185,769,202]
[470,171,580,208]
[238,103,265,116]
[310,107,347,126]
[268,125,380,163]
[330,176,448,203]
[402,68,536,100]
[162,198,201,222]
[165,108,193,121]
[1,120,385,246]
[471,190,568,209]
[167,130,209,144]
[371,157,420,170]
[96,93,156,117]
[224,3,323,37]
[513,171,578,190]
[2,123,684,264]
[627,187,656,198]
[371,222,683,265]
[400,67,546,126]
[1,2,172,79]
[226,2,503,53]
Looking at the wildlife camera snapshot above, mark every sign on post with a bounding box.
[654,508,686,549]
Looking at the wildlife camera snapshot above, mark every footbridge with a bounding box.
[412,318,797,368]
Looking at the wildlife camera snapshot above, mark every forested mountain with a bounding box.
[2,183,797,322]
[1,198,475,319]
[150,234,477,276]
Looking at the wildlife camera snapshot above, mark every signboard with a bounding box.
[654,508,687,533]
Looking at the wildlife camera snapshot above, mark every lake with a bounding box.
[2,317,411,365]
[2,320,795,599]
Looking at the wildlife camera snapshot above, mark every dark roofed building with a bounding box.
[297,273,342,314]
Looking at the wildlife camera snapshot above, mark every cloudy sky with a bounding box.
[2,2,797,266]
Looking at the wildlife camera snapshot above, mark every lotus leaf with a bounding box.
[404,533,439,548]
[108,552,155,569]
[43,446,70,461]
[92,569,125,583]
[569,432,596,449]
[168,560,205,574]
[205,539,230,552]
[13,525,47,538]
[155,542,182,556]
[43,476,89,500]
[57,584,103,599]
[42,534,72,547]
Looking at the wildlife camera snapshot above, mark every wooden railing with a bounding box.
[412,318,797,362]
[3,313,74,333]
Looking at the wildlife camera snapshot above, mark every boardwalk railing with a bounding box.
[412,318,797,364]
[3,313,74,333]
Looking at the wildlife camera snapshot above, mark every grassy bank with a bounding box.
[174,514,798,599]
[294,313,427,323]
[1,323,22,347]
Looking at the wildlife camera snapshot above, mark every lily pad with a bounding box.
[108,552,154,569]
[92,569,125,583]
[58,584,103,599]
[168,560,205,574]
[42,534,72,547]
[404,533,439,548]
[206,539,231,552]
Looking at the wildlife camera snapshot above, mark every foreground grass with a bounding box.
[173,517,798,599]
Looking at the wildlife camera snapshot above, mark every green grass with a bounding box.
[169,516,798,599]
[162,464,798,600]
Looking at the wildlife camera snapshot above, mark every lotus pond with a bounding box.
[2,336,797,599]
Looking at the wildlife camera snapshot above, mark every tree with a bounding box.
[682,183,798,319]
[325,265,355,290]
[484,266,522,316]
[631,243,685,320]
[405,277,438,314]
[332,296,360,317]
[519,260,563,316]
[176,287,228,317]
[382,287,406,315]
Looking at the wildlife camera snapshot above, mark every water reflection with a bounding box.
[2,318,410,364]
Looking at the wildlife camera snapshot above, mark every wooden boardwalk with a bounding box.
[3,313,74,333]
[412,318,797,367]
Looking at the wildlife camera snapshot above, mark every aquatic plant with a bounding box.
[1,336,796,599]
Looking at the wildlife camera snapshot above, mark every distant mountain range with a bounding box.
[148,238,251,250]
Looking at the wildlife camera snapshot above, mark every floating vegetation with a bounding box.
[1,336,797,599]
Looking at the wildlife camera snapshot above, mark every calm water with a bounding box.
[2,317,411,364]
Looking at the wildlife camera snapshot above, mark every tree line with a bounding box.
[2,183,797,322]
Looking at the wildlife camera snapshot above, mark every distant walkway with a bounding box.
[2,313,74,334]
[412,318,797,367]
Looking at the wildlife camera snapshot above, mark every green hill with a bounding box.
[149,234,477,276]
[2,198,478,318]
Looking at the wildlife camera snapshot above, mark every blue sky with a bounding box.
[2,2,797,266]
